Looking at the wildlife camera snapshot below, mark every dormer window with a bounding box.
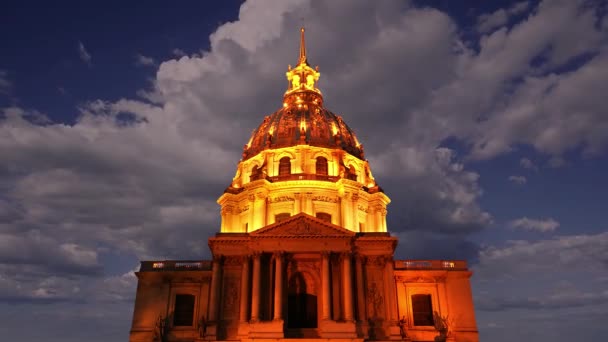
[279,157,291,177]
[251,165,263,181]
[316,157,328,176]
[347,165,357,181]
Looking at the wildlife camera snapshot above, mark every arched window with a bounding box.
[347,165,357,181]
[315,157,328,176]
[316,212,331,223]
[275,212,291,223]
[251,165,262,181]
[173,294,195,326]
[279,157,291,177]
[412,294,434,326]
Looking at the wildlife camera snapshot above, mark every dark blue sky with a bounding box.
[1,1,607,341]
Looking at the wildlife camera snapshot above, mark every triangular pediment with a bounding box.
[251,213,355,237]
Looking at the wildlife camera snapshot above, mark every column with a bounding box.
[351,193,359,232]
[208,256,222,321]
[342,253,354,321]
[239,256,250,322]
[273,252,283,320]
[321,252,331,320]
[384,257,398,321]
[294,193,302,214]
[304,192,313,215]
[251,253,261,322]
[355,254,366,322]
[247,194,255,231]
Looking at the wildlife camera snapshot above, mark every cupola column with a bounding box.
[273,252,284,320]
[342,252,354,321]
[321,252,331,320]
[250,252,261,322]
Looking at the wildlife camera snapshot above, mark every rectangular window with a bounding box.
[316,212,331,223]
[275,213,291,222]
[412,294,434,326]
[173,294,195,326]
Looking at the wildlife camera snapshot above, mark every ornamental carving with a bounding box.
[222,279,239,318]
[366,282,384,319]
[312,195,338,203]
[366,255,388,267]
[224,256,244,266]
[286,220,322,235]
[358,204,369,213]
[235,205,249,214]
[269,196,295,203]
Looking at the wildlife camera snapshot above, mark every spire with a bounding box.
[298,27,307,65]
[285,27,321,100]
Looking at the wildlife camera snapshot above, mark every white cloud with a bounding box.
[134,54,156,67]
[509,217,559,232]
[508,175,527,184]
[78,41,92,65]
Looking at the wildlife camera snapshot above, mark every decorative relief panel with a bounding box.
[269,196,295,203]
[366,282,385,319]
[311,195,338,203]
[222,278,240,319]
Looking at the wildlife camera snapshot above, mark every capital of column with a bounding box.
[339,251,352,262]
[272,251,285,261]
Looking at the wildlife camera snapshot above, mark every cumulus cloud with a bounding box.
[414,0,608,160]
[508,175,527,184]
[477,1,530,33]
[474,232,608,316]
[78,41,92,65]
[172,48,186,57]
[509,217,559,232]
[134,54,156,67]
[520,157,538,171]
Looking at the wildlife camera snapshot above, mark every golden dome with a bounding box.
[242,28,364,161]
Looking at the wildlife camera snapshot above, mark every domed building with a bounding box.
[129,29,479,342]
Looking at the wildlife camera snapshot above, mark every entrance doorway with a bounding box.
[287,272,318,329]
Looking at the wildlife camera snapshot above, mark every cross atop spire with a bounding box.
[298,27,307,65]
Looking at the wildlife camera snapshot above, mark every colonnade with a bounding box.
[207,252,369,324]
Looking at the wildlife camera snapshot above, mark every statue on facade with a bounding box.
[154,314,169,342]
[398,316,408,340]
[197,315,207,338]
[433,311,452,342]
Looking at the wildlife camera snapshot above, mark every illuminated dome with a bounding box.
[242,28,364,161]
[219,28,389,235]
[242,100,364,160]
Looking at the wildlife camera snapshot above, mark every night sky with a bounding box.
[1,1,607,341]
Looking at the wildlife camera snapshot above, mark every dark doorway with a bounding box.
[287,272,318,329]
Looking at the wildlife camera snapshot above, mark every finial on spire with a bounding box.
[298,27,307,65]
